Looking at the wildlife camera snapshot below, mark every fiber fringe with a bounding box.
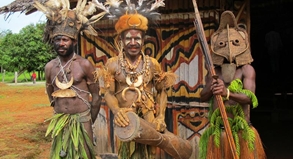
[205,126,266,159]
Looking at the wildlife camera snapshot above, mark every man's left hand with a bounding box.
[153,116,166,132]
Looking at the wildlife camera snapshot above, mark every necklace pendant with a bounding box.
[65,68,71,74]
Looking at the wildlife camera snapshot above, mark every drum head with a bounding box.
[114,111,141,142]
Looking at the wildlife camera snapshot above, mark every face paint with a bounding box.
[125,31,142,46]
[121,29,144,57]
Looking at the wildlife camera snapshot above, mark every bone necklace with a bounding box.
[119,52,150,104]
[125,54,142,71]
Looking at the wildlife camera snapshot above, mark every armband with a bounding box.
[226,88,230,100]
[50,100,55,107]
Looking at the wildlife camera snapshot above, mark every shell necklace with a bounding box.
[125,55,142,71]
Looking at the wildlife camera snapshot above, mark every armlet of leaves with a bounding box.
[228,79,258,108]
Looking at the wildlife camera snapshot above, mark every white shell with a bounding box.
[55,76,74,90]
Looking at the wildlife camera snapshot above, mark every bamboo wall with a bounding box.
[78,0,250,158]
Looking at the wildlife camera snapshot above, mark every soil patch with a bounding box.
[0,82,52,159]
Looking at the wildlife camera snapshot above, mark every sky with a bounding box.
[0,0,46,33]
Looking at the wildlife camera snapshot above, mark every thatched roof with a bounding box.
[0,0,40,15]
[0,0,80,16]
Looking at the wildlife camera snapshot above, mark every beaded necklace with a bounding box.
[125,55,142,71]
[119,52,148,81]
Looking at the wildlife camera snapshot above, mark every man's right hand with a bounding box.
[113,108,133,127]
[210,78,228,97]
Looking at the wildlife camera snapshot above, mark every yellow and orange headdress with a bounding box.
[95,0,165,34]
[115,13,148,34]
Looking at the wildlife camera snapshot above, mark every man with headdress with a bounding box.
[33,0,106,158]
[95,0,192,159]
[199,11,266,159]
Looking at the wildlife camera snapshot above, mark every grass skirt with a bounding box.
[45,110,96,159]
[206,126,266,159]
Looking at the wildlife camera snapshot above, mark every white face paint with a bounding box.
[125,31,142,46]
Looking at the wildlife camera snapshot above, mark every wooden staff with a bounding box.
[191,0,238,158]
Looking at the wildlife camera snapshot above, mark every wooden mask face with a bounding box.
[210,11,253,67]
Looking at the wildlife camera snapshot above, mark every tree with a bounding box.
[0,30,12,73]
[0,31,21,72]
[20,23,56,72]
[0,22,56,81]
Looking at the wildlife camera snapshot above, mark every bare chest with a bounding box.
[51,61,86,87]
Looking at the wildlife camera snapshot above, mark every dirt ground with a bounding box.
[0,82,52,159]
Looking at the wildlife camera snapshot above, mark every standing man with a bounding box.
[199,11,266,159]
[33,0,105,158]
[95,0,192,159]
[31,71,36,84]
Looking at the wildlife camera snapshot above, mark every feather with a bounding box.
[88,12,108,24]
[45,0,61,9]
[59,10,68,20]
[137,0,144,7]
[33,1,53,19]
[77,14,88,24]
[33,0,107,42]
[105,0,123,8]
[126,0,136,12]
[125,0,131,7]
[82,25,98,37]
[76,0,82,7]
[150,0,165,12]
[60,0,70,10]
[76,0,87,15]
[136,0,150,12]
[75,0,82,12]
[82,2,97,17]
[93,0,111,16]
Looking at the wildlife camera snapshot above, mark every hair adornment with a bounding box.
[127,16,142,27]
[33,0,108,42]
[94,0,165,34]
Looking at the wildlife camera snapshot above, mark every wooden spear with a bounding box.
[191,0,238,158]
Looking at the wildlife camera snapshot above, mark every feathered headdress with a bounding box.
[33,0,108,41]
[93,0,165,34]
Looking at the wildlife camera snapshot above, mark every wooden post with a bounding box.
[14,72,18,84]
[2,69,5,82]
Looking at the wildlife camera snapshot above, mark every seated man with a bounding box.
[96,1,192,159]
